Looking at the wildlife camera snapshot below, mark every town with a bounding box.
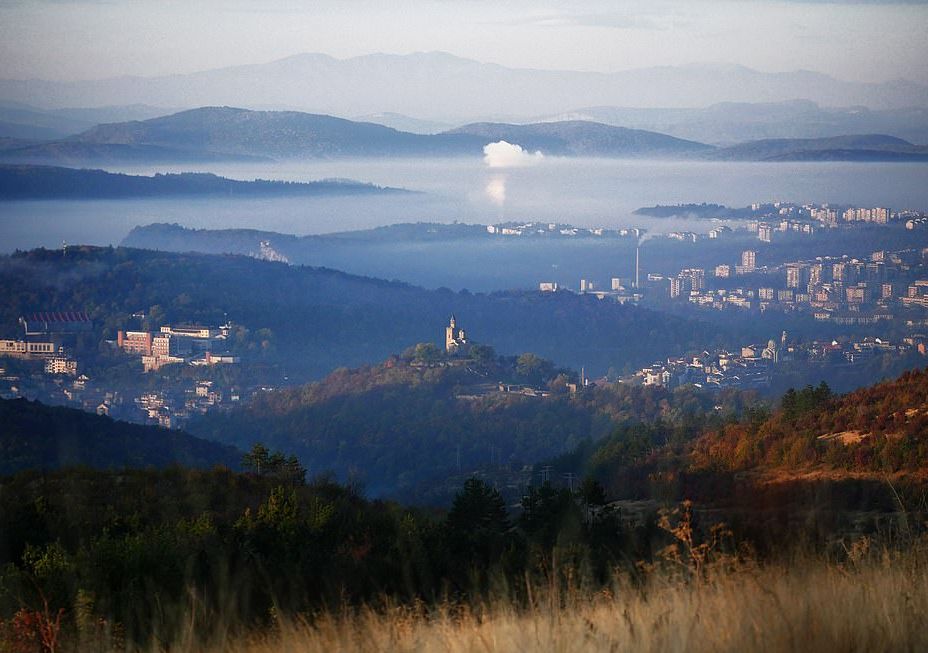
[4,200,928,428]
[0,312,250,429]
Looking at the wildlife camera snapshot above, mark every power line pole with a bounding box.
[563,472,576,492]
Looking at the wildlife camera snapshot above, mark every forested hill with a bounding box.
[0,164,405,200]
[0,397,241,474]
[0,107,483,163]
[558,367,928,504]
[444,120,713,157]
[189,349,756,500]
[0,247,725,380]
[689,367,928,474]
[710,134,928,162]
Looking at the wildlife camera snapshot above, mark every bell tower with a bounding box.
[445,315,468,354]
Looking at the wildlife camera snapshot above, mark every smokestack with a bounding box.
[635,246,640,289]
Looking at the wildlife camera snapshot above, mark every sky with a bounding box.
[1,0,927,84]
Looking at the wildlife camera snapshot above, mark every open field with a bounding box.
[180,554,928,653]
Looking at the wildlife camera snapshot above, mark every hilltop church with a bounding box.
[445,315,470,354]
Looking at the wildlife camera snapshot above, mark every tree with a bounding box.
[515,353,555,384]
[444,479,510,572]
[579,477,608,507]
[410,342,443,364]
[469,344,496,367]
[242,443,306,485]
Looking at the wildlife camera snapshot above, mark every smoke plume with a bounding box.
[483,141,543,168]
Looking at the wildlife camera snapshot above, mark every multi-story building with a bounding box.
[741,250,756,271]
[810,207,838,226]
[0,340,57,358]
[757,224,773,243]
[160,325,219,340]
[152,334,176,357]
[44,357,77,376]
[786,264,809,289]
[809,263,828,286]
[118,330,153,355]
[846,284,872,305]
[843,207,891,224]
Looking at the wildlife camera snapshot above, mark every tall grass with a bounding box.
[186,555,928,653]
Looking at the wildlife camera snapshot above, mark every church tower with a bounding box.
[445,315,468,354]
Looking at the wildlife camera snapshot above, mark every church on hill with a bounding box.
[444,315,470,354]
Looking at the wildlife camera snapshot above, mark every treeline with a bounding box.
[0,467,656,649]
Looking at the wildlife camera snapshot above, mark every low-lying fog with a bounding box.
[2,157,927,252]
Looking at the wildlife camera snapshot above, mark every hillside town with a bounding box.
[5,201,928,428]
[0,312,250,429]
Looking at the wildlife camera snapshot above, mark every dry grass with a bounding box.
[187,556,928,653]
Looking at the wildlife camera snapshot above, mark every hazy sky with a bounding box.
[1,0,927,84]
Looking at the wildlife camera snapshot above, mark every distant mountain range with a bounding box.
[0,165,405,200]
[2,52,926,120]
[533,101,928,147]
[3,98,927,148]
[0,107,716,163]
[1,106,923,165]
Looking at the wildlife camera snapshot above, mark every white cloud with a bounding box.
[483,140,544,168]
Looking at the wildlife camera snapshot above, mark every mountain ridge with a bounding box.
[2,51,926,119]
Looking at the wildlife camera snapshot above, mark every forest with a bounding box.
[0,397,241,475]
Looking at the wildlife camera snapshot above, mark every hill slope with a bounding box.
[559,368,928,505]
[0,397,241,474]
[711,134,928,161]
[445,120,713,157]
[188,352,750,499]
[0,107,483,163]
[689,369,928,475]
